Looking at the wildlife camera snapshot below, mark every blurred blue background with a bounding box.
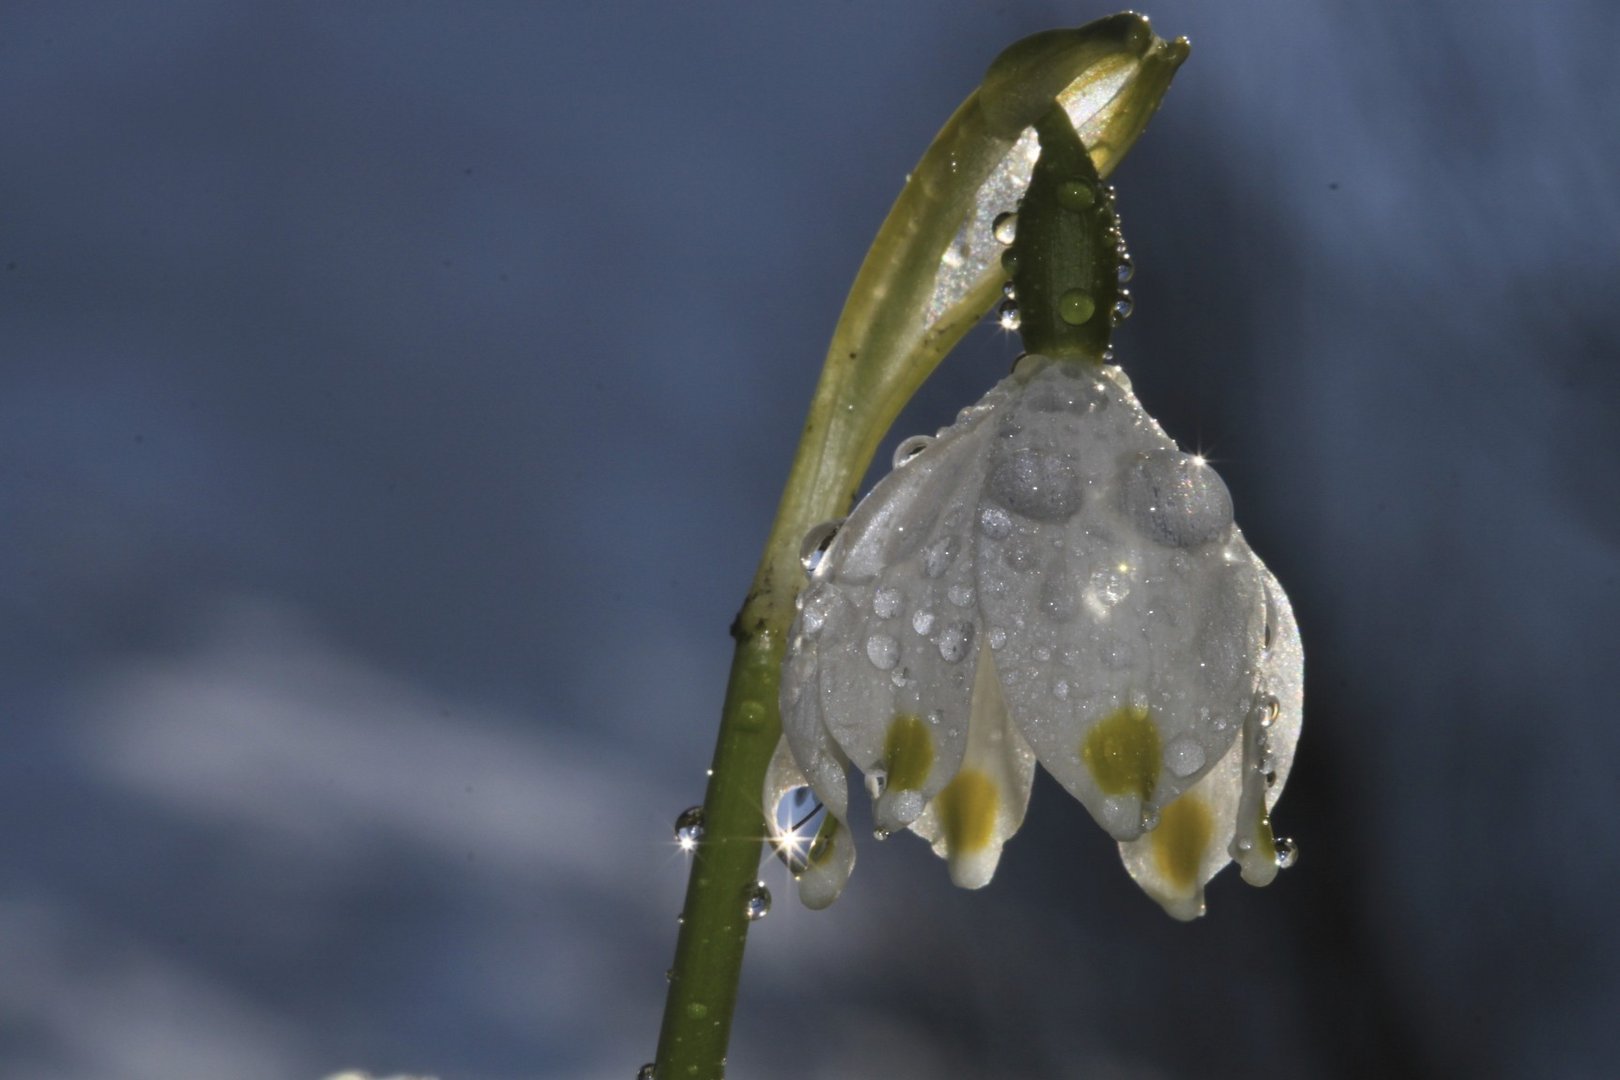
[3,2,1617,1078]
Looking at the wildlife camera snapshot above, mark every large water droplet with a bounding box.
[742,881,772,921]
[892,434,933,469]
[1059,289,1095,326]
[1274,837,1299,869]
[799,519,844,574]
[772,786,825,874]
[674,806,705,851]
[996,298,1022,331]
[1057,178,1095,209]
[1121,449,1234,547]
[865,633,900,670]
[991,211,1018,244]
[988,447,1084,522]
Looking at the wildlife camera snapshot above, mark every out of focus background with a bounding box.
[3,3,1617,1078]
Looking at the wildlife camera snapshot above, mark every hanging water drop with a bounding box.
[674,806,705,852]
[1274,837,1299,869]
[1110,291,1135,324]
[637,1063,656,1080]
[742,881,772,921]
[991,211,1018,244]
[1002,280,1017,299]
[996,298,1021,331]
[1116,252,1135,282]
[798,518,844,575]
[892,434,934,468]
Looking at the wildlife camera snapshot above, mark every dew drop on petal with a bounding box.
[937,621,975,663]
[947,584,975,608]
[742,882,772,921]
[1260,694,1281,727]
[1121,449,1234,548]
[988,448,1084,522]
[892,434,934,469]
[674,806,705,850]
[799,519,844,574]
[1165,738,1206,778]
[912,608,936,636]
[922,535,960,578]
[873,586,903,620]
[988,626,1008,650]
[865,633,900,671]
[978,505,1013,539]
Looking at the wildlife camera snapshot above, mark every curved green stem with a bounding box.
[652,17,1187,1079]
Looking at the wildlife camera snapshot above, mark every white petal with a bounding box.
[763,736,855,910]
[796,386,1015,832]
[910,643,1038,888]
[1117,557,1305,917]
[974,357,1264,841]
[780,619,851,820]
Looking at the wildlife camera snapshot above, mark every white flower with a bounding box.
[768,354,1302,920]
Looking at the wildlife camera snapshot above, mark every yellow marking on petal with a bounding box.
[1151,794,1213,891]
[938,768,999,854]
[1081,704,1162,801]
[884,713,934,791]
[807,815,840,867]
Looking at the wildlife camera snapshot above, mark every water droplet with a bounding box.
[1121,449,1234,547]
[1274,837,1299,869]
[1165,738,1206,778]
[873,826,893,841]
[1002,281,1017,299]
[865,633,900,671]
[799,519,844,575]
[922,535,960,578]
[1110,291,1135,324]
[911,608,936,635]
[936,621,975,662]
[665,967,674,983]
[988,626,1008,650]
[799,583,833,636]
[892,434,933,468]
[1261,695,1280,727]
[988,447,1084,522]
[1059,289,1095,326]
[991,211,1018,244]
[638,1063,657,1080]
[1000,248,1019,274]
[742,881,772,921]
[978,506,1013,539]
[1052,678,1070,701]
[1263,620,1275,650]
[1057,179,1095,209]
[873,586,902,619]
[674,806,705,850]
[947,583,974,608]
[1116,252,1135,282]
[996,298,1021,331]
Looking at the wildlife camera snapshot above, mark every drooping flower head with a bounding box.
[766,98,1302,922]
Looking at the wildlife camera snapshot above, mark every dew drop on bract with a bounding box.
[1275,837,1299,869]
[892,434,933,469]
[1117,252,1135,282]
[799,518,844,575]
[742,881,772,921]
[996,298,1021,331]
[674,806,705,850]
[1110,291,1135,324]
[992,211,1018,244]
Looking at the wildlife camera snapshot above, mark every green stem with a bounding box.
[651,18,1187,1079]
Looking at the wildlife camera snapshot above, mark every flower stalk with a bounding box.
[652,17,1187,1078]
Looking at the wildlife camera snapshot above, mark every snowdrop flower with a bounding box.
[767,98,1301,922]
